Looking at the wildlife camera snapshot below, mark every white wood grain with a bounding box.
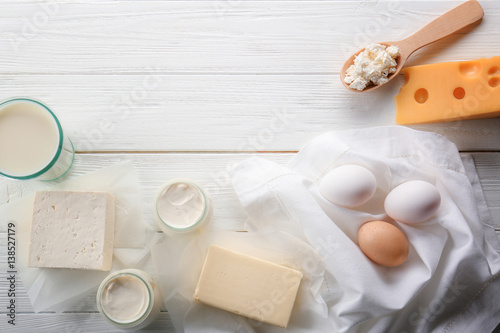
[0,153,294,229]
[0,1,499,74]
[473,152,500,224]
[1,74,499,152]
[0,312,176,332]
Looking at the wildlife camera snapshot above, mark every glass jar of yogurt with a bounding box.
[154,178,213,233]
[96,269,162,330]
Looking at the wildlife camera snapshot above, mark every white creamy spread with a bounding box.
[344,43,400,91]
[102,275,149,323]
[156,182,204,229]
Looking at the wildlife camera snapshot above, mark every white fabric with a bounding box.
[229,126,500,333]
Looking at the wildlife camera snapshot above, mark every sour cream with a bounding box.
[97,269,161,330]
[101,275,148,322]
[154,179,213,233]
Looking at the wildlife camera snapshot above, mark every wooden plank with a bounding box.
[0,153,292,229]
[1,74,499,152]
[472,152,500,225]
[0,1,498,74]
[0,312,175,332]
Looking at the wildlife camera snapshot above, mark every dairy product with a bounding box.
[0,99,59,176]
[28,191,115,271]
[97,269,161,330]
[157,182,203,228]
[395,56,500,124]
[344,43,400,91]
[0,98,74,180]
[154,179,212,233]
[101,274,148,322]
[194,245,303,328]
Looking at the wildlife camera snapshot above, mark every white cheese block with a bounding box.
[193,245,302,328]
[28,191,115,271]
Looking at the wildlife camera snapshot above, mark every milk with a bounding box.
[0,100,61,178]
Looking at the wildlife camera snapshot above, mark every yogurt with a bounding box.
[154,179,213,233]
[101,275,148,322]
[97,269,161,330]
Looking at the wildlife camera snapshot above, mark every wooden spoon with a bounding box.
[340,0,484,92]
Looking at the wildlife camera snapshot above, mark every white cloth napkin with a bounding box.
[229,126,500,333]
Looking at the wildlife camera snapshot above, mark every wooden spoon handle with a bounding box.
[399,0,484,58]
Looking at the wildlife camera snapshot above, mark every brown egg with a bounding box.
[358,221,409,267]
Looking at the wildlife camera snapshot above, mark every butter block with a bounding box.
[28,191,115,271]
[193,245,302,328]
[395,56,500,124]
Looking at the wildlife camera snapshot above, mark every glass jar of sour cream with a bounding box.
[154,179,213,233]
[96,269,161,330]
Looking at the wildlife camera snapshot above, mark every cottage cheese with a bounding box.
[344,44,400,91]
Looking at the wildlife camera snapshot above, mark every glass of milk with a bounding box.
[0,98,75,181]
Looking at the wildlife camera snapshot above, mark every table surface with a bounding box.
[1,1,499,332]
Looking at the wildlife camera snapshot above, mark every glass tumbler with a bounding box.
[0,98,74,181]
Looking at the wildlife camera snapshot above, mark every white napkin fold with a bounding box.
[229,126,500,333]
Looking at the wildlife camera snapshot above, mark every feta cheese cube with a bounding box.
[28,191,115,271]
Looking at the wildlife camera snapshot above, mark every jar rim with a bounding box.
[0,97,64,180]
[97,270,154,327]
[154,178,210,232]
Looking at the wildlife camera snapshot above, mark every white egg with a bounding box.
[384,180,441,224]
[319,165,377,208]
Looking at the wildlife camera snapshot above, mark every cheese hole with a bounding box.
[414,88,429,104]
[459,61,480,76]
[488,66,500,76]
[489,77,500,88]
[453,87,466,99]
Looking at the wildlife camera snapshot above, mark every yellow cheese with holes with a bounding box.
[395,56,500,124]
[193,245,302,328]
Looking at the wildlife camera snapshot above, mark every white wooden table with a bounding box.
[1,1,499,332]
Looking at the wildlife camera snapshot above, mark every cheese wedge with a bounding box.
[28,191,115,271]
[395,56,500,124]
[193,245,302,328]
